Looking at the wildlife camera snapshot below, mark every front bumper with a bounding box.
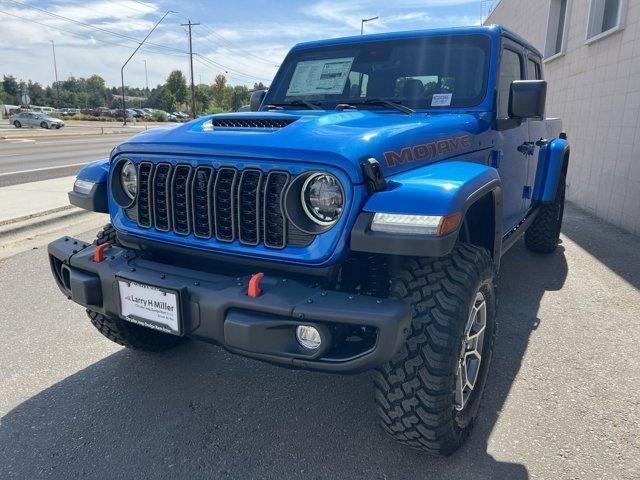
[48,236,411,373]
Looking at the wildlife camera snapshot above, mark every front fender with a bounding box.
[68,158,110,213]
[350,160,502,257]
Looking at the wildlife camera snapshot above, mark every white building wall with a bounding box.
[486,0,640,235]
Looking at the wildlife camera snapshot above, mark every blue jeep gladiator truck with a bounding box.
[48,25,568,455]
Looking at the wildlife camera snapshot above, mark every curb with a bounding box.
[0,206,91,239]
[0,205,94,239]
[0,128,145,140]
[0,205,75,228]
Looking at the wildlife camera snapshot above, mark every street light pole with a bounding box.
[361,16,379,35]
[50,40,59,107]
[143,59,149,93]
[121,10,175,125]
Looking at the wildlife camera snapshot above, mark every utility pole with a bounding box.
[181,19,199,118]
[50,40,59,107]
[143,59,149,93]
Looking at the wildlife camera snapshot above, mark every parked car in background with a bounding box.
[133,108,150,119]
[10,112,65,129]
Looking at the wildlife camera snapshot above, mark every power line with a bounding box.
[106,0,153,15]
[0,9,185,58]
[193,56,266,86]
[195,53,270,83]
[197,22,279,67]
[2,0,186,55]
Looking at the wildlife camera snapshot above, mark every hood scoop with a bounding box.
[209,117,298,129]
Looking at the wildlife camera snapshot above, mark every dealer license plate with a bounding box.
[118,279,180,335]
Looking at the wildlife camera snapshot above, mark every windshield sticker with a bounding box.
[286,57,354,96]
[384,134,472,167]
[431,93,453,107]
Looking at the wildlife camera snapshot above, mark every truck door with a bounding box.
[495,43,530,233]
[524,55,545,212]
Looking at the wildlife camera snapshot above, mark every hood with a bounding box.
[114,110,492,182]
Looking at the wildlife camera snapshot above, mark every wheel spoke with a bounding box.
[455,291,488,411]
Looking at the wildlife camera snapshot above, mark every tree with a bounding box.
[85,75,107,107]
[28,81,47,106]
[194,84,211,113]
[211,74,227,107]
[165,70,188,104]
[159,87,177,113]
[2,75,19,104]
[253,81,268,91]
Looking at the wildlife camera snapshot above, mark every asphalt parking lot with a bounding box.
[0,204,638,480]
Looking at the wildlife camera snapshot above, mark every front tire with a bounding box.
[87,310,184,352]
[373,244,497,455]
[525,172,566,253]
[13,121,21,128]
[87,224,184,352]
[40,121,49,129]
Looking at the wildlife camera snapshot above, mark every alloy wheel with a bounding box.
[454,290,487,411]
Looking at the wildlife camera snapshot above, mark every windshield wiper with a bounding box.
[265,100,322,111]
[336,98,415,115]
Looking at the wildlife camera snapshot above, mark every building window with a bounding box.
[586,0,627,42]
[544,0,570,59]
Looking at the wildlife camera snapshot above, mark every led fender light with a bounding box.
[73,179,95,195]
[371,212,461,236]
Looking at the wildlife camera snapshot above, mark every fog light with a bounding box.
[296,325,322,350]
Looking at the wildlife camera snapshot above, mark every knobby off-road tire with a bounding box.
[525,172,566,253]
[373,244,497,455]
[88,223,183,352]
[95,223,117,245]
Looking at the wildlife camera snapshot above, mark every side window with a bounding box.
[527,58,542,80]
[348,71,369,97]
[498,48,523,119]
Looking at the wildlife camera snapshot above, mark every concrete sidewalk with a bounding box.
[0,176,76,224]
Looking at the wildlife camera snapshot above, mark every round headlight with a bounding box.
[301,173,344,225]
[120,160,137,199]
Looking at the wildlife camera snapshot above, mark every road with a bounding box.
[0,134,132,187]
[0,204,638,480]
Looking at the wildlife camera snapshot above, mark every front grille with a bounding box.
[130,163,314,249]
[211,118,297,129]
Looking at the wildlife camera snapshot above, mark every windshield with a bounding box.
[267,34,491,110]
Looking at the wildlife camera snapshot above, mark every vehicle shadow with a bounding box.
[0,240,568,480]
[561,203,640,290]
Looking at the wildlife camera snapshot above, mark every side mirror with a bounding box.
[509,80,547,119]
[250,90,267,111]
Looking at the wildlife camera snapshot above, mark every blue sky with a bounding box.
[0,0,490,88]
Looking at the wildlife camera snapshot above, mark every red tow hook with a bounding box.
[247,272,265,298]
[93,242,111,263]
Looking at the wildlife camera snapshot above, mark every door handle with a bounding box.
[517,142,535,156]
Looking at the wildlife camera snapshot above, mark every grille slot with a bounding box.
[263,171,289,248]
[214,168,238,242]
[131,162,315,248]
[137,162,153,228]
[172,165,192,235]
[237,169,263,245]
[192,166,215,238]
[152,163,172,231]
